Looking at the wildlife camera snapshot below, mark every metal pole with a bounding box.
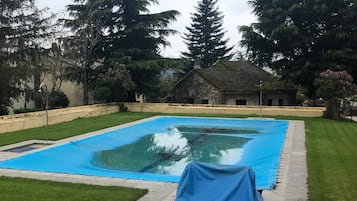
[45,90,48,142]
[39,83,49,143]
[259,80,262,118]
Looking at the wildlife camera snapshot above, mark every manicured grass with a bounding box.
[0,112,157,146]
[304,118,357,201]
[0,177,147,201]
[0,112,356,200]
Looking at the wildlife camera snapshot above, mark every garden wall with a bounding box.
[124,103,324,117]
[0,103,120,134]
[0,102,324,134]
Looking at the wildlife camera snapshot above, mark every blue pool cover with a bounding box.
[176,161,263,201]
[0,116,288,190]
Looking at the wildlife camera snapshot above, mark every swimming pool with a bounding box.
[0,116,288,190]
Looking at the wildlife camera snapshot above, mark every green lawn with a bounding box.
[0,177,147,201]
[0,112,157,146]
[0,112,356,200]
[304,118,357,201]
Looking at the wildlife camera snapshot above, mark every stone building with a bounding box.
[173,60,296,106]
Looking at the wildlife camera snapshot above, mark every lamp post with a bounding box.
[259,80,262,118]
[38,83,49,143]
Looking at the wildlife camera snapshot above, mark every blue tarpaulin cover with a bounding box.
[0,116,287,189]
[176,162,264,201]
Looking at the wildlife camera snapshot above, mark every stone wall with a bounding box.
[0,102,324,134]
[174,73,223,104]
[0,103,120,134]
[123,103,324,117]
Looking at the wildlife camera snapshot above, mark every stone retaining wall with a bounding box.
[124,103,325,117]
[0,102,324,134]
[0,104,120,134]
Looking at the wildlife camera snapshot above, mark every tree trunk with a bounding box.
[325,100,340,120]
[83,68,89,105]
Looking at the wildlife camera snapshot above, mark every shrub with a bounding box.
[49,90,70,109]
[14,108,42,114]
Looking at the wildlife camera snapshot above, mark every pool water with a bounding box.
[0,116,288,190]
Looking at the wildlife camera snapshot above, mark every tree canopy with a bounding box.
[239,0,357,98]
[316,69,356,101]
[182,0,233,69]
[61,0,180,103]
[103,0,180,101]
[0,0,52,114]
[315,69,357,119]
[60,0,111,105]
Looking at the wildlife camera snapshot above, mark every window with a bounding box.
[236,99,247,105]
[279,98,283,106]
[268,99,273,106]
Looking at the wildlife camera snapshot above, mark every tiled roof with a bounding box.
[193,61,272,92]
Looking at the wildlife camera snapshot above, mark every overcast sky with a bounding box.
[36,0,257,58]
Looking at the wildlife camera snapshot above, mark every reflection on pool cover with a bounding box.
[92,131,251,175]
[0,116,288,190]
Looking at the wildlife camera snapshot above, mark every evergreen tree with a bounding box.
[103,0,180,101]
[182,0,233,69]
[61,0,180,103]
[239,0,357,98]
[61,0,111,105]
[0,0,53,114]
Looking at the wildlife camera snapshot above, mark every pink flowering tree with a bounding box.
[315,69,357,120]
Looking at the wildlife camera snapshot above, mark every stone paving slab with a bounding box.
[0,118,308,201]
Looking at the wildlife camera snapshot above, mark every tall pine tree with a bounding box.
[61,0,180,102]
[103,0,180,101]
[182,0,233,69]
